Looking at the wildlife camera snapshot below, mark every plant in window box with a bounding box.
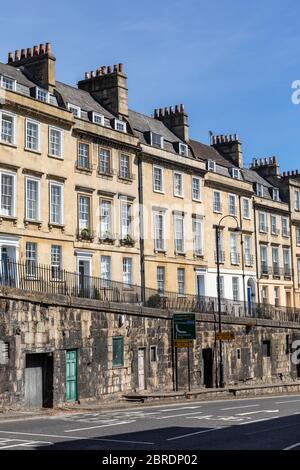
[120,234,135,246]
[80,228,92,240]
[100,231,115,244]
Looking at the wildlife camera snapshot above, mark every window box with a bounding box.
[120,234,136,247]
[77,228,94,241]
[99,231,116,244]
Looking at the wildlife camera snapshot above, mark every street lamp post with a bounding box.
[215,214,241,388]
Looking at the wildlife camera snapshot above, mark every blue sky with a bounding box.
[1,0,300,170]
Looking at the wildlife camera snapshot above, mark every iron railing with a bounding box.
[0,259,300,322]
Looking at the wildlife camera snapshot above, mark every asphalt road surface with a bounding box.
[1,394,300,450]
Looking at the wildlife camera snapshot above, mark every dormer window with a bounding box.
[68,103,81,118]
[178,143,188,157]
[92,112,104,126]
[150,132,164,149]
[230,168,241,179]
[35,87,50,103]
[114,119,126,133]
[207,160,216,172]
[272,188,280,201]
[0,75,16,91]
[256,183,263,197]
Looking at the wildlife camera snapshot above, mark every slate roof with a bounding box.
[189,139,233,168]
[0,62,36,87]
[55,81,115,119]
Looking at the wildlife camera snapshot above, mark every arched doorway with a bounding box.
[247,278,256,315]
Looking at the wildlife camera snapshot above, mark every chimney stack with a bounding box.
[250,156,280,177]
[154,103,189,142]
[7,42,56,92]
[211,133,243,168]
[77,63,128,118]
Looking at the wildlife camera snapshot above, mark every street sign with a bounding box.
[174,340,194,348]
[173,314,196,340]
[216,331,235,341]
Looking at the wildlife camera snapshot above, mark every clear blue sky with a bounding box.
[1,0,300,171]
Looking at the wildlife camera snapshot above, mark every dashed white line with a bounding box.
[236,409,278,416]
[155,411,204,420]
[276,400,300,404]
[64,420,136,433]
[167,427,226,441]
[221,405,259,411]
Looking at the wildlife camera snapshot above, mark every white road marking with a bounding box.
[283,442,300,450]
[239,416,279,426]
[167,427,226,441]
[0,439,52,450]
[236,409,279,416]
[155,411,204,420]
[159,406,201,412]
[64,420,136,433]
[221,404,259,411]
[276,400,300,404]
[0,430,153,445]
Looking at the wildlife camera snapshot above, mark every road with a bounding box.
[1,394,300,450]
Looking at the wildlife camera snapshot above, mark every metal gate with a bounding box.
[66,350,77,402]
[25,355,43,408]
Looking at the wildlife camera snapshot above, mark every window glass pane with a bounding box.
[0,173,14,216]
[51,245,62,279]
[78,143,89,168]
[49,128,62,156]
[50,184,63,224]
[26,179,39,220]
[99,148,111,173]
[26,121,39,150]
[112,337,124,367]
[1,113,14,143]
[26,242,37,277]
[79,196,90,229]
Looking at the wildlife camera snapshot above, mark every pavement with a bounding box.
[1,394,300,449]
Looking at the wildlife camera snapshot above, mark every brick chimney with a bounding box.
[78,64,128,118]
[7,42,56,92]
[154,105,189,142]
[250,156,280,177]
[211,134,243,168]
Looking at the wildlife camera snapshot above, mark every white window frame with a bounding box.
[230,168,241,179]
[153,165,164,193]
[150,132,164,149]
[0,110,16,145]
[294,190,300,211]
[49,126,63,159]
[259,212,268,233]
[120,201,132,238]
[282,216,290,237]
[178,142,188,157]
[157,266,165,293]
[174,214,184,254]
[256,183,263,197]
[35,87,50,103]
[232,276,240,302]
[92,112,105,126]
[173,171,184,198]
[153,210,166,252]
[0,75,16,91]
[213,190,222,213]
[272,188,280,201]
[123,257,133,287]
[114,119,126,133]
[243,198,250,219]
[296,228,300,246]
[49,181,64,225]
[25,118,40,152]
[0,170,16,217]
[67,103,81,118]
[100,199,112,236]
[207,160,216,172]
[25,176,40,221]
[101,255,112,281]
[177,268,185,296]
[192,176,202,201]
[228,193,237,216]
[51,245,62,280]
[193,218,203,256]
[271,215,278,235]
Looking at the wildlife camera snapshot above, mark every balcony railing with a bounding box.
[215,251,225,263]
[244,254,254,267]
[230,252,240,265]
[260,264,272,277]
[76,228,95,241]
[1,260,300,323]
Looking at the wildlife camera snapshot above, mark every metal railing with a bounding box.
[0,260,300,322]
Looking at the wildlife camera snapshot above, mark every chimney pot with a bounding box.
[292,170,295,175]
[169,106,173,114]
[45,42,51,54]
[154,109,158,118]
[114,64,118,72]
[180,104,184,112]
[39,43,45,55]
[159,108,163,117]
[107,66,112,73]
[33,45,39,56]
[85,72,90,79]
[8,52,13,63]
[15,50,20,61]
[283,171,286,177]
[26,47,32,58]
[118,63,124,73]
[175,105,179,113]
[296,170,299,175]
[96,69,101,76]
[21,49,26,59]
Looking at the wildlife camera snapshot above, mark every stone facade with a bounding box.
[1,287,300,408]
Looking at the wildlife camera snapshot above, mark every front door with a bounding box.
[25,354,43,408]
[202,348,213,388]
[138,348,146,390]
[78,259,91,297]
[0,246,17,286]
[66,350,77,402]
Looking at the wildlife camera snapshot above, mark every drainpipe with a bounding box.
[238,195,246,313]
[137,151,146,303]
[287,185,296,308]
[253,201,261,304]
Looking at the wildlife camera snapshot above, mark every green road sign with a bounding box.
[173,314,196,340]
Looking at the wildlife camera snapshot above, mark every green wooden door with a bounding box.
[66,350,77,402]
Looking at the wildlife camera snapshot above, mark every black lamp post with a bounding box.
[215,214,242,388]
